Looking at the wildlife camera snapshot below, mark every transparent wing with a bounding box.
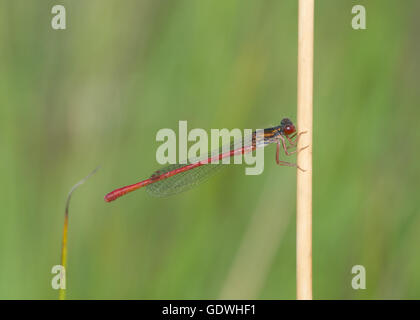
[146,130,268,197]
[146,162,225,197]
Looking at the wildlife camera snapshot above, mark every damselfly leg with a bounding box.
[287,130,308,146]
[276,131,309,172]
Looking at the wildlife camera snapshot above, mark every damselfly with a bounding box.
[105,118,305,202]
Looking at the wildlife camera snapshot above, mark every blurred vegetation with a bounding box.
[0,0,419,299]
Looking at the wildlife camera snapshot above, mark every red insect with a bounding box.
[105,118,305,202]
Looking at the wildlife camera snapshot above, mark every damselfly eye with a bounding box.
[284,124,295,135]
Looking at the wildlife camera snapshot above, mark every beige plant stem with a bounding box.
[296,0,314,300]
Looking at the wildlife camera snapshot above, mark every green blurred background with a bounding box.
[0,0,419,299]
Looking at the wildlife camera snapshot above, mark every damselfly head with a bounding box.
[280,118,296,136]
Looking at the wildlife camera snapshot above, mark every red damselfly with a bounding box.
[105,118,305,202]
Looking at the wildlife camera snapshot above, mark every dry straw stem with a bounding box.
[296,0,314,300]
[59,166,100,300]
